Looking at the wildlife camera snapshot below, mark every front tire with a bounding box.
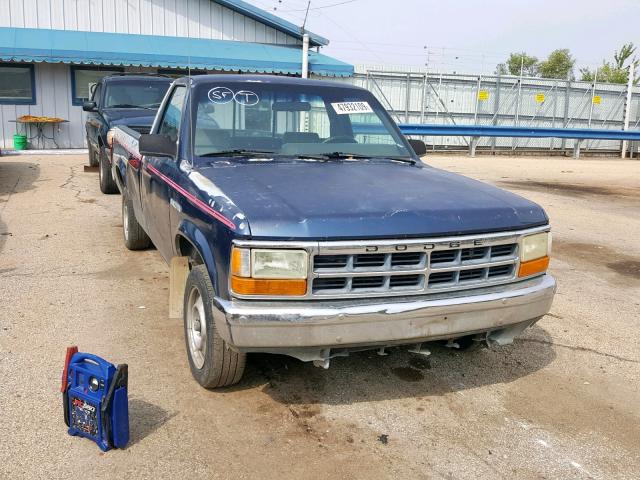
[99,148,118,194]
[184,265,246,388]
[122,192,150,250]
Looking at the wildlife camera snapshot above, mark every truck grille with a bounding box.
[311,240,519,298]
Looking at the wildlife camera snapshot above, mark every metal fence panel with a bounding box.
[335,68,635,154]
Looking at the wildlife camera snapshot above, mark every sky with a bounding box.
[247,0,640,75]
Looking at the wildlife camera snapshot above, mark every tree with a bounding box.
[539,49,575,79]
[580,43,638,84]
[496,52,539,76]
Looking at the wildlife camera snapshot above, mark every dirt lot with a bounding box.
[1,153,639,479]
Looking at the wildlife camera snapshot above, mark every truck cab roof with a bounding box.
[174,74,367,91]
[101,74,173,84]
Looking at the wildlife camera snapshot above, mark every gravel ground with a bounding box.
[0,153,638,480]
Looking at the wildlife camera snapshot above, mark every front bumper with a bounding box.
[212,274,556,361]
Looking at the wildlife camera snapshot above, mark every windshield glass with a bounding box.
[104,80,171,109]
[191,82,413,159]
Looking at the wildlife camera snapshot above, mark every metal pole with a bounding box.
[512,57,524,150]
[491,72,501,152]
[588,68,598,127]
[515,56,524,125]
[473,75,481,124]
[585,68,599,155]
[622,62,635,158]
[561,78,571,151]
[301,33,310,79]
[551,80,558,151]
[405,73,411,123]
[420,72,427,124]
[435,73,442,150]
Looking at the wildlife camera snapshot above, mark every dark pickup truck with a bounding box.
[111,75,555,388]
[83,74,172,193]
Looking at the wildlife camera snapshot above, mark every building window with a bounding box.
[0,63,36,105]
[71,66,123,105]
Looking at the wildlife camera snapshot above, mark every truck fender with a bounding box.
[175,220,220,294]
[174,221,234,343]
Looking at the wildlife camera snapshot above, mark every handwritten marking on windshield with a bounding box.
[208,87,260,106]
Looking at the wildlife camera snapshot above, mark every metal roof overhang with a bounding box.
[0,27,353,77]
[213,0,329,47]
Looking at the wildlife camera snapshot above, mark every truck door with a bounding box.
[140,85,187,261]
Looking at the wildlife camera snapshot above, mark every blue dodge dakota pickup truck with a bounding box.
[83,74,171,193]
[110,75,555,388]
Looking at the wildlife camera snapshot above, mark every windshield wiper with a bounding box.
[198,149,276,158]
[107,104,155,110]
[294,152,416,165]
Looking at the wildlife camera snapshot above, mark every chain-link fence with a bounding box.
[332,68,640,154]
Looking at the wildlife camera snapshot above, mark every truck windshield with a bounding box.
[104,81,171,109]
[192,82,413,159]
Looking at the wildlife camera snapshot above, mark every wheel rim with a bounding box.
[186,286,207,369]
[123,202,129,241]
[98,156,103,182]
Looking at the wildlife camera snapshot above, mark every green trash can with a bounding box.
[13,134,28,150]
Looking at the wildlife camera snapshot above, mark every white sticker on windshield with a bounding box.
[331,101,374,115]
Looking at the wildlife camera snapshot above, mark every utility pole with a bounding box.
[622,62,635,158]
[301,1,311,79]
[301,33,310,78]
[302,1,311,31]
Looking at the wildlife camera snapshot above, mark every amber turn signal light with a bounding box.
[231,276,307,296]
[518,256,550,277]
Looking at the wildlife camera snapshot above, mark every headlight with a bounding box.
[252,249,308,279]
[521,232,550,262]
[231,247,308,296]
[519,232,551,277]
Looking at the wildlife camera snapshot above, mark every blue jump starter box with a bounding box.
[61,347,129,451]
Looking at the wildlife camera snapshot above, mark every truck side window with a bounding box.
[158,86,186,144]
[91,83,101,107]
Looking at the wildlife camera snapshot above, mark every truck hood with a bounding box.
[102,109,157,127]
[198,159,548,239]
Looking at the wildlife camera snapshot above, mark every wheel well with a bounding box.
[177,235,204,266]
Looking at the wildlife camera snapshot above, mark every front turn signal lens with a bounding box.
[518,256,550,277]
[231,247,251,278]
[231,276,307,296]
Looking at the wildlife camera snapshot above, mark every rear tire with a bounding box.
[99,148,118,194]
[122,192,150,250]
[184,265,246,388]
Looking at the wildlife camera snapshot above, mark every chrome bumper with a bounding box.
[212,274,556,361]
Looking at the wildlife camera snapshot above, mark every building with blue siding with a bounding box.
[0,0,352,149]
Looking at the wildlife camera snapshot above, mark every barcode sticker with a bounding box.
[331,101,374,115]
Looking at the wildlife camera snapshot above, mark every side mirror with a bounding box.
[82,101,97,112]
[139,134,176,158]
[408,139,427,157]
